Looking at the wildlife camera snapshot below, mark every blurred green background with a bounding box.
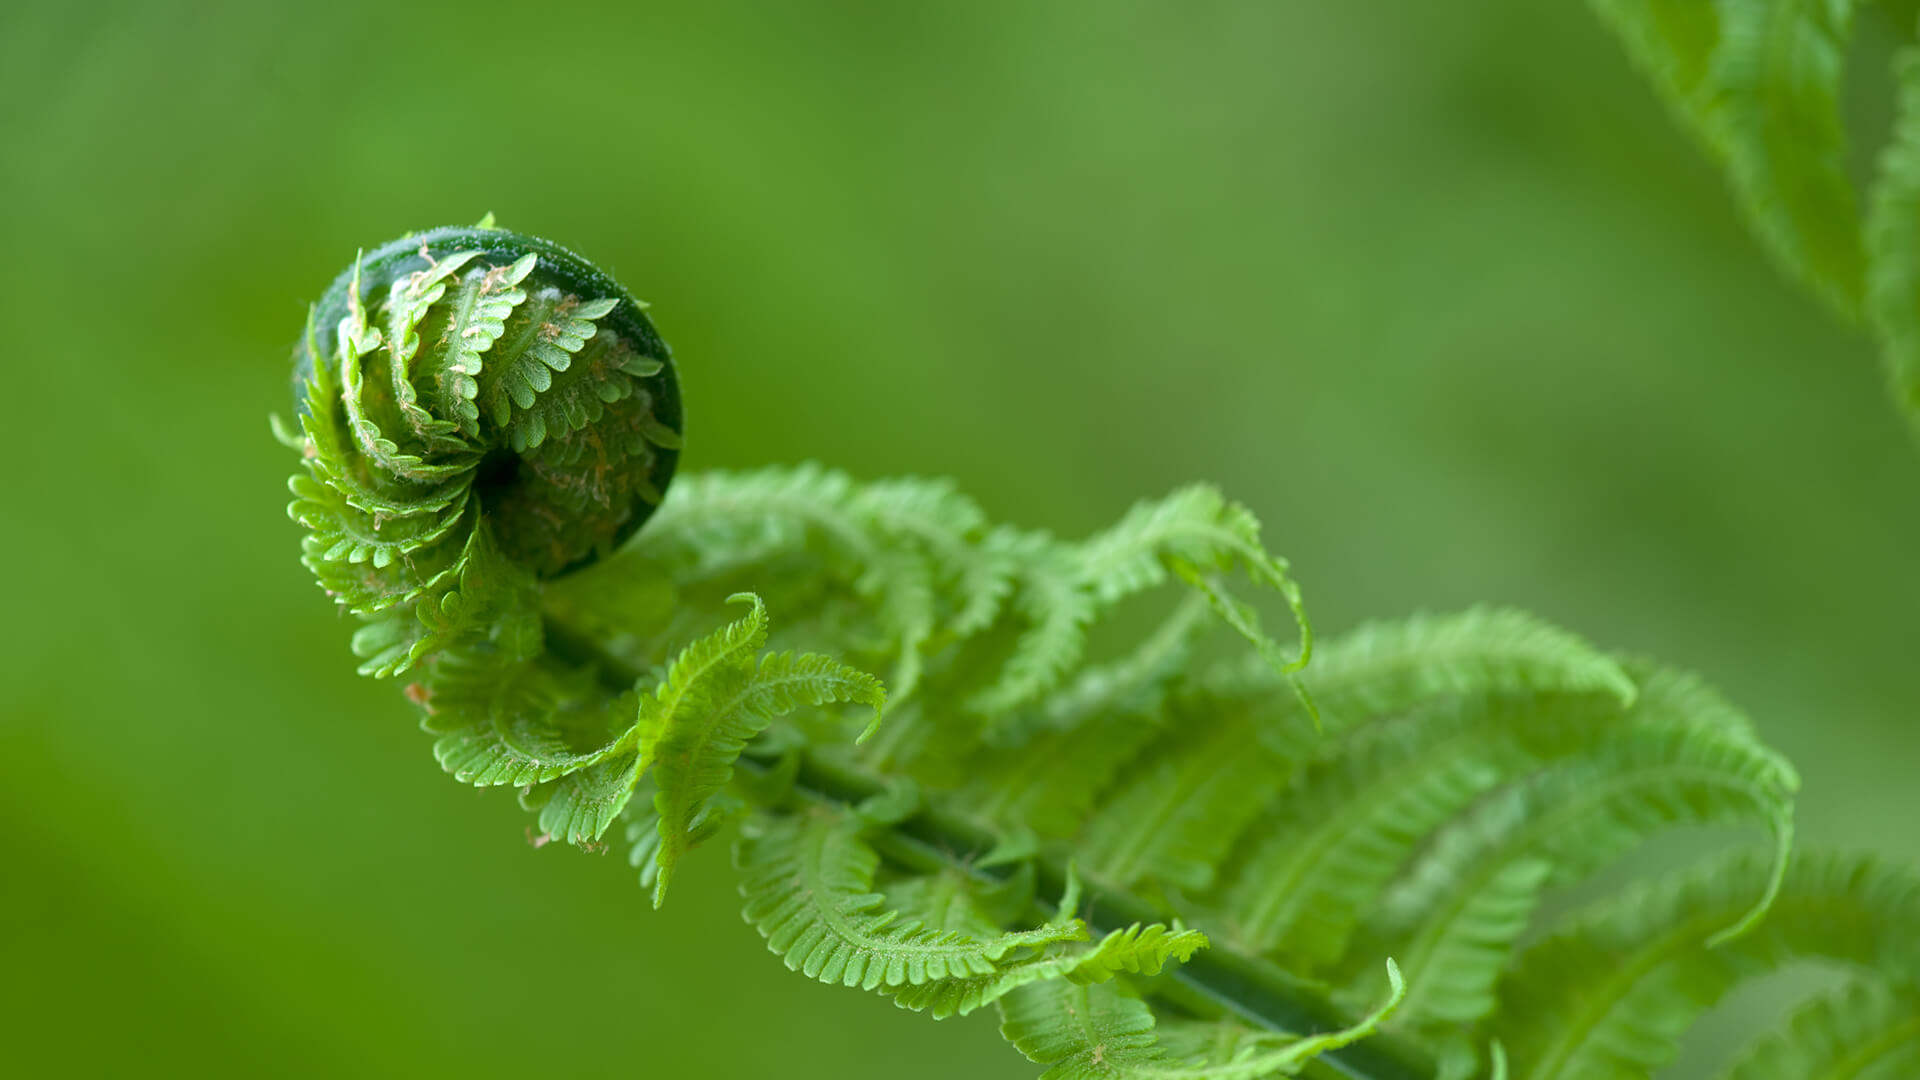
[3,1,1917,1076]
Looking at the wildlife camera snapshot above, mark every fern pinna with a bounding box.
[280,223,1920,1079]
[1588,0,1920,441]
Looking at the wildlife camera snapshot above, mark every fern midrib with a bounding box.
[545,613,1437,1080]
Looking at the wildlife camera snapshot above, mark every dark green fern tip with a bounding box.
[283,220,683,602]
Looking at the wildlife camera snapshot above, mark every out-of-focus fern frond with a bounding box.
[1720,979,1920,1080]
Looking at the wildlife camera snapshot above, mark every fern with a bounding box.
[998,961,1406,1080]
[1588,0,1920,433]
[1721,980,1920,1079]
[283,225,1920,1079]
[1492,849,1920,1079]
[737,809,1090,1000]
[646,601,886,904]
[1871,47,1920,420]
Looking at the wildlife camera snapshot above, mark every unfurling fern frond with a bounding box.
[282,225,1920,1080]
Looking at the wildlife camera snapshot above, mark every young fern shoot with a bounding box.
[282,223,1920,1079]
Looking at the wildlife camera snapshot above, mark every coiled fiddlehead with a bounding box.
[282,220,683,677]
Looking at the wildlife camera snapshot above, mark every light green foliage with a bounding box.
[736,811,1090,1002]
[1721,980,1920,1079]
[998,961,1405,1079]
[287,441,1920,1076]
[1870,48,1920,420]
[646,598,886,904]
[286,230,1920,1078]
[1589,0,1920,435]
[1492,850,1920,1079]
[1591,0,1860,319]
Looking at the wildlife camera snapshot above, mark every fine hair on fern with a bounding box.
[280,223,1920,1079]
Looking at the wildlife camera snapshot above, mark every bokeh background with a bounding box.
[4,2,1917,1076]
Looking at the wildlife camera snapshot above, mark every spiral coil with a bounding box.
[284,223,682,673]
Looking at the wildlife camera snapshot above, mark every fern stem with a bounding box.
[546,607,1432,1079]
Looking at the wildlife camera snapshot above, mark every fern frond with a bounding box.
[1328,675,1794,1030]
[1212,607,1635,740]
[1044,592,1214,731]
[888,920,1210,1019]
[478,284,614,437]
[1598,0,1866,320]
[1492,850,1920,1080]
[337,315,474,485]
[295,330,471,523]
[1588,0,1719,127]
[1720,979,1920,1080]
[997,960,1405,1079]
[883,863,1039,939]
[423,647,629,786]
[1868,48,1920,422]
[962,709,1165,842]
[537,751,643,845]
[287,473,470,570]
[282,375,1912,1080]
[488,294,652,453]
[736,810,1087,997]
[999,979,1163,1078]
[648,644,884,905]
[1064,922,1212,985]
[634,594,769,751]
[634,464,852,576]
[633,466,948,700]
[1705,0,1863,319]
[850,476,1012,639]
[1213,703,1523,967]
[965,527,1096,714]
[424,253,535,437]
[1079,484,1312,675]
[1373,856,1554,1027]
[623,774,664,887]
[349,609,435,679]
[376,249,479,448]
[1081,708,1280,893]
